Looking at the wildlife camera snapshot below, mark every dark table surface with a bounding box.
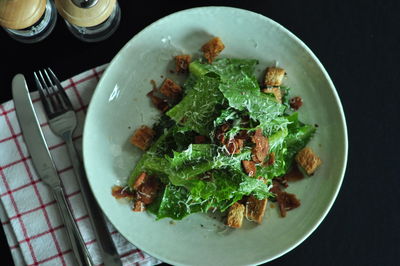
[1,1,399,265]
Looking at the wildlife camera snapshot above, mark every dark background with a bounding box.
[1,1,399,265]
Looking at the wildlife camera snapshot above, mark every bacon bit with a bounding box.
[274,177,288,188]
[175,55,191,73]
[133,172,148,190]
[194,135,207,144]
[238,195,249,205]
[269,152,275,165]
[215,124,230,143]
[265,152,275,166]
[150,79,157,90]
[242,160,256,177]
[132,201,146,212]
[251,128,269,163]
[277,191,301,217]
[130,125,155,151]
[130,173,160,210]
[236,130,249,140]
[147,79,169,112]
[270,181,281,194]
[226,138,244,155]
[147,91,169,112]
[135,176,160,205]
[159,78,182,99]
[271,181,301,217]
[215,124,245,154]
[283,163,304,182]
[290,96,303,110]
[111,186,134,199]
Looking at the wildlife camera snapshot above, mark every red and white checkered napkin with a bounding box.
[0,65,161,266]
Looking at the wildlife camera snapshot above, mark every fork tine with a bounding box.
[47,68,73,110]
[37,70,60,114]
[42,69,67,111]
[34,71,53,115]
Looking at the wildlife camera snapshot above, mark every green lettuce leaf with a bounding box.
[284,112,316,168]
[150,167,273,220]
[189,58,258,79]
[128,57,317,221]
[128,127,175,186]
[166,144,214,169]
[166,76,224,135]
[151,184,212,220]
[218,77,286,135]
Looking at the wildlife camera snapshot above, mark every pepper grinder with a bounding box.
[55,0,120,42]
[0,0,57,43]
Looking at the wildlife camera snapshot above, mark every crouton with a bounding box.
[159,78,182,99]
[262,87,282,103]
[242,160,256,177]
[295,147,322,175]
[175,54,191,73]
[264,67,286,87]
[201,37,225,63]
[226,202,245,228]
[130,125,155,151]
[245,196,268,224]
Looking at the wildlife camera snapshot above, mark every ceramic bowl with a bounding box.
[83,6,348,265]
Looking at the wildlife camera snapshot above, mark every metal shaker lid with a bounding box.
[55,0,116,27]
[71,0,98,8]
[0,0,46,29]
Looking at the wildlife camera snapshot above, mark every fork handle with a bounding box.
[65,138,122,266]
[52,186,94,266]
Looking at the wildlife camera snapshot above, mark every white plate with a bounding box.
[83,6,348,265]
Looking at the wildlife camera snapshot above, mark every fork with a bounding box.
[35,69,122,266]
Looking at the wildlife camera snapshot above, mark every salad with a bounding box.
[112,37,322,228]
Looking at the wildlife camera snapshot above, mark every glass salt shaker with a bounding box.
[55,0,120,42]
[0,0,57,43]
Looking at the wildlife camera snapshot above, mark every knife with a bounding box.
[12,74,94,266]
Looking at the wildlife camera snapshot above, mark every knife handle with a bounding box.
[65,138,122,266]
[52,186,94,266]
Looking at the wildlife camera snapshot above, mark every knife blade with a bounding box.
[12,74,60,188]
[12,74,93,266]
